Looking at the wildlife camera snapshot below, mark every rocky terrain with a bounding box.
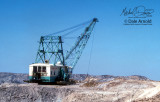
[0,72,28,84]
[0,72,160,102]
[0,72,149,84]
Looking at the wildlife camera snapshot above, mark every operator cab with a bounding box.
[28,62,72,83]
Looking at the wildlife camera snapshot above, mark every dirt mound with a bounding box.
[0,83,74,102]
[134,89,160,102]
[0,72,158,102]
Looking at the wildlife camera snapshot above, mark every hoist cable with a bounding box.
[45,20,92,37]
[62,25,85,37]
[86,30,95,78]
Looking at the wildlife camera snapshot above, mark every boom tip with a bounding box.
[93,18,99,22]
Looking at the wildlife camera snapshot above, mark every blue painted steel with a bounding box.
[29,76,57,82]
[35,36,64,65]
[65,18,98,69]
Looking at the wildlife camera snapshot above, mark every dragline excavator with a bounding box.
[27,18,98,84]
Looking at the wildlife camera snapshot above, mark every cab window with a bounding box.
[38,66,41,72]
[42,67,46,72]
[33,66,37,72]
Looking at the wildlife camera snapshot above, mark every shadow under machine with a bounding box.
[28,18,98,84]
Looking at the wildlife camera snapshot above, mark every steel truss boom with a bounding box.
[65,18,98,69]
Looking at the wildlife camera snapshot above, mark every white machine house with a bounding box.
[29,61,72,83]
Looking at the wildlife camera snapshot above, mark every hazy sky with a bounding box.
[0,0,160,80]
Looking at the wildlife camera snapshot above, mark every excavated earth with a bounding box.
[0,72,160,102]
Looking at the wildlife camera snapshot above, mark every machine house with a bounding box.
[29,63,60,83]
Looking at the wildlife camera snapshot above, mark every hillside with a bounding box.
[0,72,160,102]
[0,72,149,84]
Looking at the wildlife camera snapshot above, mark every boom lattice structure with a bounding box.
[35,18,98,70]
[35,36,65,65]
[65,18,98,69]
